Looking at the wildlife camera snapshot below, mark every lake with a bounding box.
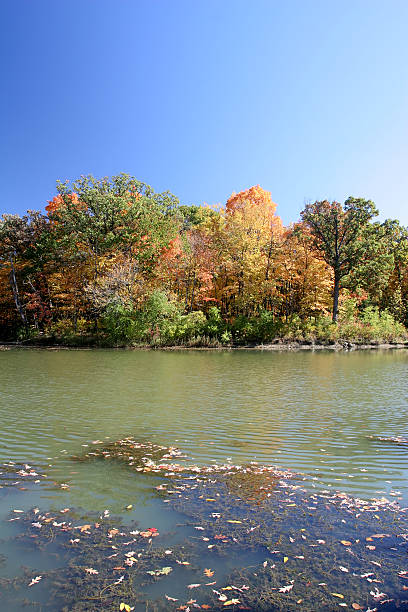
[1,348,408,610]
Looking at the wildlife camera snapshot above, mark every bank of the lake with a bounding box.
[2,340,408,352]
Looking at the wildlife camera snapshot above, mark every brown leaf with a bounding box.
[108,528,119,537]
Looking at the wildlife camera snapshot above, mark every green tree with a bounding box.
[300,198,378,322]
[50,174,180,276]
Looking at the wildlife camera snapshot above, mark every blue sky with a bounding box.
[1,0,408,225]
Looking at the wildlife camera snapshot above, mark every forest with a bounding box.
[1,174,407,346]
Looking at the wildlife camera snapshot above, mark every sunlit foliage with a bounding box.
[0,176,407,344]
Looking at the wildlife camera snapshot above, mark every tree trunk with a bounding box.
[9,253,27,326]
[332,273,340,322]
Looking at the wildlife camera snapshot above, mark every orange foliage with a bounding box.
[226,185,278,219]
[45,193,80,215]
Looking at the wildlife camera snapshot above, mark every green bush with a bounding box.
[204,306,226,339]
[101,302,138,344]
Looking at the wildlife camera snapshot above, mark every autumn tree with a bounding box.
[0,211,55,328]
[300,198,378,322]
[46,174,181,325]
[208,185,283,316]
[277,224,332,320]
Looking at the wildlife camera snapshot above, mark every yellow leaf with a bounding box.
[340,540,351,546]
[206,498,216,502]
[331,593,344,599]
[284,557,288,563]
[227,520,242,524]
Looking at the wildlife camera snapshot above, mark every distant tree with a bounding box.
[300,198,378,322]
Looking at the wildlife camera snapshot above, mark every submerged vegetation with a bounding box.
[2,438,408,611]
[1,175,408,346]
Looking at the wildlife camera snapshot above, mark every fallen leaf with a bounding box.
[223,599,240,606]
[28,576,42,587]
[108,528,119,537]
[204,568,215,577]
[331,593,344,599]
[341,540,352,546]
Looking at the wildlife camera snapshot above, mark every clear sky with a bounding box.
[1,0,408,225]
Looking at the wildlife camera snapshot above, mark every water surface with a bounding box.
[1,348,408,503]
[1,348,408,609]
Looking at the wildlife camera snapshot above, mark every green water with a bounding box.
[1,348,408,609]
[1,348,408,501]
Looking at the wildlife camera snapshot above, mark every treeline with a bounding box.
[0,174,407,346]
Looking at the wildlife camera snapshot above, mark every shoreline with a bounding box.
[1,340,408,351]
